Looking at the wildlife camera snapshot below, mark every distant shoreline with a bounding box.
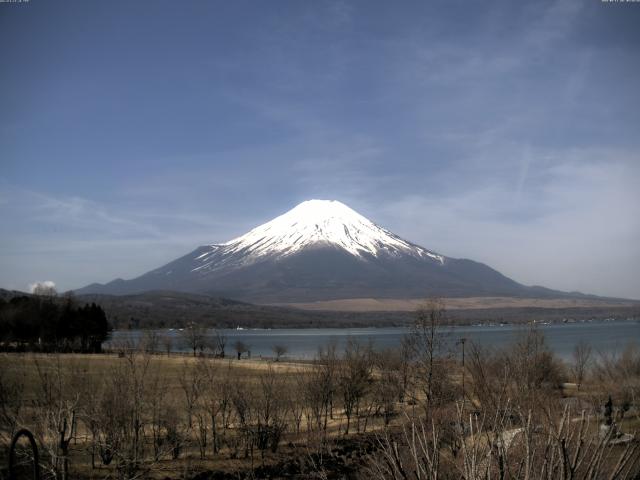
[106,318,640,360]
[108,316,640,332]
[3,288,639,330]
[269,295,640,312]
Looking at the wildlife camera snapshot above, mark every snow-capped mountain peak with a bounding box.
[76,199,545,302]
[194,200,444,272]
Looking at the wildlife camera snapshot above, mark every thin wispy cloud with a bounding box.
[377,147,640,298]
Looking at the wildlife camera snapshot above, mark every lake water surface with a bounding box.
[107,319,640,360]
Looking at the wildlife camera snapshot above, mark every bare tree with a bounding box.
[338,338,372,435]
[161,333,173,356]
[214,329,227,358]
[181,323,207,357]
[308,340,338,438]
[94,349,152,477]
[179,359,206,430]
[289,372,307,435]
[230,378,255,462]
[147,372,168,461]
[572,340,592,390]
[161,405,186,460]
[298,343,338,447]
[202,361,233,454]
[467,342,507,418]
[0,368,24,447]
[406,298,453,415]
[373,349,404,426]
[398,336,412,403]
[31,356,77,480]
[141,330,159,354]
[272,344,288,361]
[510,327,563,412]
[254,365,288,459]
[234,340,249,360]
[182,359,213,460]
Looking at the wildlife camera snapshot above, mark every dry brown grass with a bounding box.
[272,296,637,312]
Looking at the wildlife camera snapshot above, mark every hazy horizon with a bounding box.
[1,0,639,299]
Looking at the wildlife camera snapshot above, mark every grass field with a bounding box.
[1,335,639,480]
[0,351,409,479]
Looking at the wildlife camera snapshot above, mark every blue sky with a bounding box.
[1,0,639,299]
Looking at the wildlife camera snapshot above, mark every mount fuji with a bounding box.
[77,200,571,302]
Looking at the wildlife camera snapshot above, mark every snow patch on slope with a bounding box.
[192,200,444,273]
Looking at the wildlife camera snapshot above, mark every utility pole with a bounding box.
[457,337,467,406]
